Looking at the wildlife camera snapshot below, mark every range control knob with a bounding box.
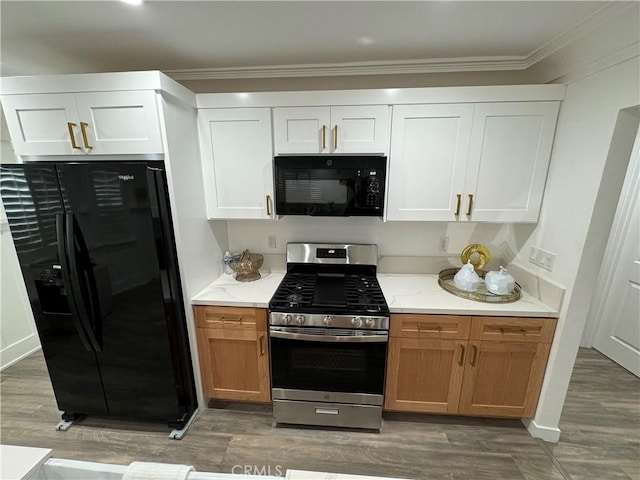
[365,318,376,328]
[351,316,363,328]
[323,316,334,326]
[281,314,292,325]
[295,315,306,326]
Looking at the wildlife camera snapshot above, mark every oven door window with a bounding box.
[270,336,386,395]
[275,168,356,216]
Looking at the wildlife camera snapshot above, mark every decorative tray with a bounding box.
[438,268,522,304]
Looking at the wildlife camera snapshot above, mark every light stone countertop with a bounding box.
[191,270,286,308]
[191,271,558,317]
[377,273,558,317]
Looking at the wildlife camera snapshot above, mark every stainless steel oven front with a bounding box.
[269,314,389,430]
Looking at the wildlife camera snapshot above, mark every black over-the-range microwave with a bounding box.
[274,155,387,217]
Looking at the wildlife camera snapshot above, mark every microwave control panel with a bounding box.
[363,172,382,208]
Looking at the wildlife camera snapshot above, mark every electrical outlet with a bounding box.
[267,235,277,249]
[440,236,449,252]
[529,246,556,272]
[529,247,538,262]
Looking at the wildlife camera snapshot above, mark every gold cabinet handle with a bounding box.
[455,194,461,216]
[266,195,272,217]
[470,344,478,367]
[67,123,81,150]
[458,344,466,366]
[333,125,338,150]
[497,326,531,335]
[80,122,93,149]
[466,194,474,216]
[321,125,326,150]
[260,334,265,356]
[417,324,444,333]
[220,315,243,324]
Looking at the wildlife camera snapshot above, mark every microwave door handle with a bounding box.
[269,330,388,343]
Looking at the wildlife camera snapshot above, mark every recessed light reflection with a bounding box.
[357,37,375,46]
[121,0,144,5]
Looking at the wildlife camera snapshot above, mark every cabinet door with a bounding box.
[464,102,560,222]
[331,105,390,154]
[273,107,331,153]
[74,91,164,154]
[458,340,551,418]
[386,104,474,221]
[1,93,81,155]
[196,327,270,403]
[199,108,275,219]
[384,337,466,414]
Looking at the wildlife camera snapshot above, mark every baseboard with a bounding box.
[0,334,41,371]
[522,418,562,442]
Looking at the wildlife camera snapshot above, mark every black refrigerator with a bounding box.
[0,161,197,429]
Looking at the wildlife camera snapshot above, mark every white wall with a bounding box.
[0,106,40,370]
[515,55,640,440]
[227,217,520,273]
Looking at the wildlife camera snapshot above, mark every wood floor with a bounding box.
[1,348,638,479]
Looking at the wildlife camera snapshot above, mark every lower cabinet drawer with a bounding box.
[194,305,266,331]
[469,317,556,343]
[390,314,471,339]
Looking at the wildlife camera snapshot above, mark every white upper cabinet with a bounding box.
[273,105,389,154]
[198,108,275,220]
[2,90,164,156]
[463,102,560,222]
[386,104,474,221]
[386,101,560,223]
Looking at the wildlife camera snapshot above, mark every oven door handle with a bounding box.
[270,330,388,343]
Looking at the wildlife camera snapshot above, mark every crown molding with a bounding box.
[166,56,527,80]
[165,2,637,82]
[524,2,636,68]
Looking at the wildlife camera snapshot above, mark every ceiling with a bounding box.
[0,1,635,80]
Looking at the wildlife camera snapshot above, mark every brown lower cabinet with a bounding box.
[384,314,556,418]
[194,306,271,403]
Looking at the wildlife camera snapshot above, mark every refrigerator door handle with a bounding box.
[69,213,103,350]
[66,213,102,352]
[56,213,94,352]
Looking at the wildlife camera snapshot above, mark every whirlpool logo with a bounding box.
[118,174,135,181]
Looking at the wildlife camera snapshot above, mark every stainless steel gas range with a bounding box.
[268,243,390,430]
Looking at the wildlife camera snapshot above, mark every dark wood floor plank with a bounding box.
[1,347,638,480]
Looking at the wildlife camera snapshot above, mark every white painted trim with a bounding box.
[196,85,566,109]
[525,2,633,68]
[0,71,196,107]
[0,334,41,371]
[522,418,562,443]
[551,43,640,85]
[585,113,640,347]
[168,56,528,80]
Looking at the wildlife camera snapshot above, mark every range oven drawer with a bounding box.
[273,399,382,430]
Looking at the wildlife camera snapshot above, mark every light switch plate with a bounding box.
[529,246,556,272]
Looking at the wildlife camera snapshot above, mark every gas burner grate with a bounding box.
[344,275,388,313]
[270,274,316,309]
